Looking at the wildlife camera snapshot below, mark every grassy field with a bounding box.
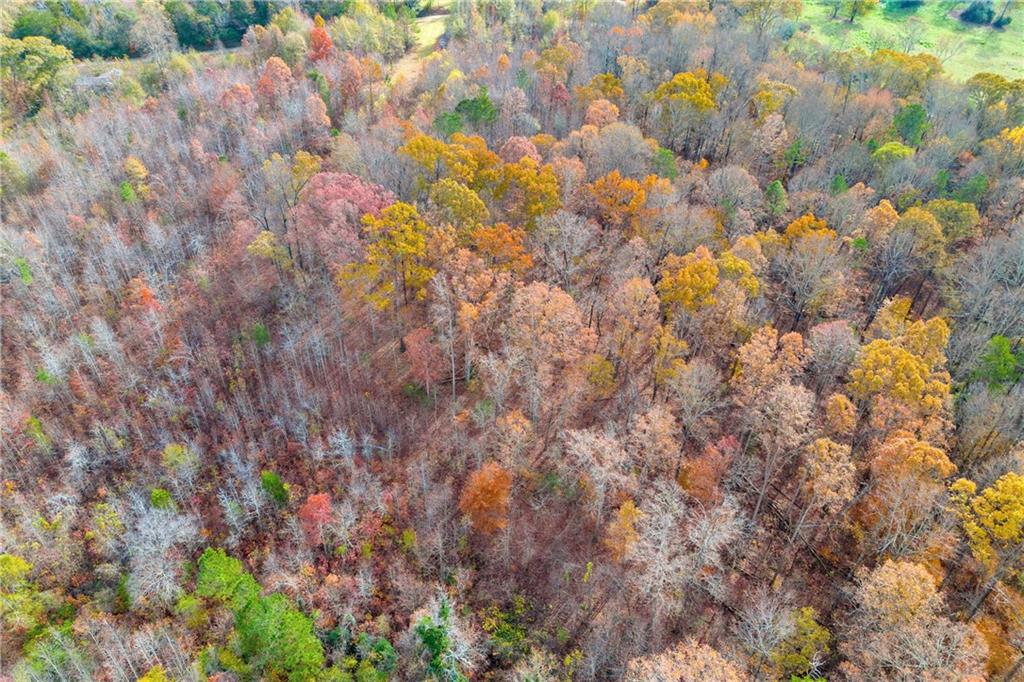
[415,14,448,57]
[392,2,450,81]
[799,0,1024,81]
[413,0,452,58]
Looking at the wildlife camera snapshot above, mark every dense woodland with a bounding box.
[2,1,1024,680]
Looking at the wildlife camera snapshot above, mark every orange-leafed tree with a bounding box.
[125,276,162,313]
[854,433,956,561]
[588,169,647,234]
[256,56,293,106]
[502,280,597,419]
[308,18,334,62]
[336,52,364,111]
[585,98,620,127]
[471,222,533,274]
[603,277,661,388]
[678,437,737,506]
[460,462,513,534]
[731,324,810,407]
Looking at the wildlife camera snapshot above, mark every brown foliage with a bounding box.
[459,462,513,534]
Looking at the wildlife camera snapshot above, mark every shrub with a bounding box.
[150,488,175,510]
[872,141,915,165]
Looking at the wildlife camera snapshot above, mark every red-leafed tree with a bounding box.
[335,52,364,112]
[404,326,445,396]
[299,493,332,545]
[498,136,541,164]
[289,172,393,269]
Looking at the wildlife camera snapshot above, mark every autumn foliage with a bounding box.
[459,462,513,534]
[2,2,1023,680]
[299,493,332,544]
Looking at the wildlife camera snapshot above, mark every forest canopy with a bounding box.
[2,0,1023,681]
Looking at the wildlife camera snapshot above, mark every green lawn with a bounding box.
[415,14,447,56]
[799,0,1024,81]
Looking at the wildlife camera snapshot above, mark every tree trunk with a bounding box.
[966,542,1024,619]
[995,0,1012,23]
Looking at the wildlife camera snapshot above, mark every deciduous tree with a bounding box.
[950,473,1024,616]
[841,560,988,681]
[459,462,513,534]
[0,36,73,120]
[290,171,393,268]
[298,493,332,545]
[604,499,643,563]
[256,56,293,105]
[337,202,437,311]
[308,20,334,62]
[625,639,744,681]
[428,178,489,236]
[650,69,726,156]
[657,245,719,316]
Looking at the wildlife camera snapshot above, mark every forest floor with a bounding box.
[800,0,1024,80]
